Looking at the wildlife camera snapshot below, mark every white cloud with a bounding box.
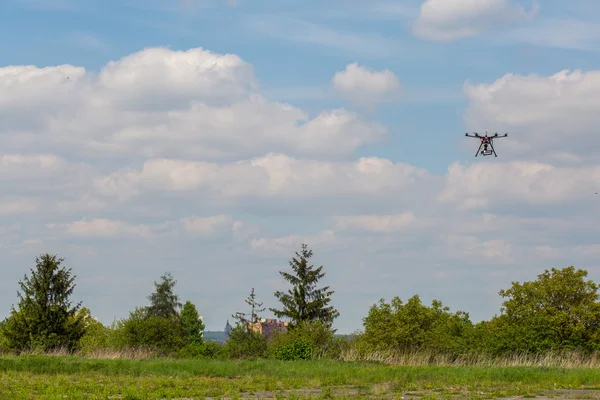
[181,215,234,236]
[250,230,338,256]
[0,154,93,195]
[332,62,401,108]
[94,154,430,206]
[4,44,600,334]
[463,69,600,164]
[330,212,418,233]
[412,0,539,41]
[0,47,386,161]
[438,161,600,210]
[0,197,39,215]
[65,219,154,238]
[441,235,514,264]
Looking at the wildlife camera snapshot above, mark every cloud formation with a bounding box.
[332,63,401,108]
[413,0,539,41]
[1,47,386,161]
[2,45,600,333]
[463,69,600,165]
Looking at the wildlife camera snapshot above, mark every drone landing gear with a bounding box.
[474,142,498,157]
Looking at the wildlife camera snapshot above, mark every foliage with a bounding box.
[358,294,474,357]
[224,323,267,358]
[180,301,205,345]
[5,247,600,365]
[176,341,226,359]
[2,254,85,352]
[0,319,9,354]
[121,314,185,355]
[494,266,600,355]
[270,243,339,329]
[146,272,182,319]
[75,308,111,355]
[268,320,345,360]
[275,338,313,360]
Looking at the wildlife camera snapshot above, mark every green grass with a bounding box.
[2,355,600,399]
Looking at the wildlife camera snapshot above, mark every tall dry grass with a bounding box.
[339,347,600,368]
[3,343,600,368]
[1,346,157,359]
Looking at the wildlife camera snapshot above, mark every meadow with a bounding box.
[2,352,600,400]
[4,256,600,399]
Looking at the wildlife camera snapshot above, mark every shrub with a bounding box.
[224,324,267,359]
[78,317,111,355]
[177,341,226,359]
[118,308,186,356]
[275,338,313,360]
[267,320,344,360]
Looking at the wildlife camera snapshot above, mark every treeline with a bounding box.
[2,245,600,364]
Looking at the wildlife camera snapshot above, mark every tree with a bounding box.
[120,308,185,355]
[270,244,339,329]
[2,253,85,352]
[233,288,265,328]
[497,266,600,354]
[146,272,182,319]
[359,295,473,355]
[180,301,205,345]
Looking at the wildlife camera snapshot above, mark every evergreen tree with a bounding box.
[232,288,265,329]
[2,253,85,352]
[146,272,182,319]
[180,301,205,345]
[270,244,339,329]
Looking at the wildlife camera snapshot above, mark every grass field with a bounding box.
[2,355,600,399]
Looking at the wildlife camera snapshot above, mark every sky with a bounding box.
[2,0,600,334]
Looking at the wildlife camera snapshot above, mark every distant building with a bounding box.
[248,318,289,338]
[224,319,232,339]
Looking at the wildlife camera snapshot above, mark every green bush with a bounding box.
[117,308,186,356]
[0,320,11,354]
[225,324,267,359]
[267,320,344,360]
[275,338,313,360]
[177,341,226,359]
[78,318,111,355]
[358,295,474,357]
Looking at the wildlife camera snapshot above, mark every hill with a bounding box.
[203,331,227,343]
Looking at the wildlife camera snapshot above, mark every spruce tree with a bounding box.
[2,253,85,351]
[146,272,182,319]
[270,244,339,328]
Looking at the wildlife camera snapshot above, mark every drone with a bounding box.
[465,130,508,157]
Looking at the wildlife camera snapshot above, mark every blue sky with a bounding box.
[2,0,600,333]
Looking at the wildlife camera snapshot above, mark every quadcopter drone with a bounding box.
[465,130,508,157]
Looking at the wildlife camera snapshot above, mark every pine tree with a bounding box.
[270,243,339,328]
[146,272,182,319]
[232,288,265,328]
[2,253,85,351]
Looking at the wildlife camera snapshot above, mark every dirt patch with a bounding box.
[198,388,600,400]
